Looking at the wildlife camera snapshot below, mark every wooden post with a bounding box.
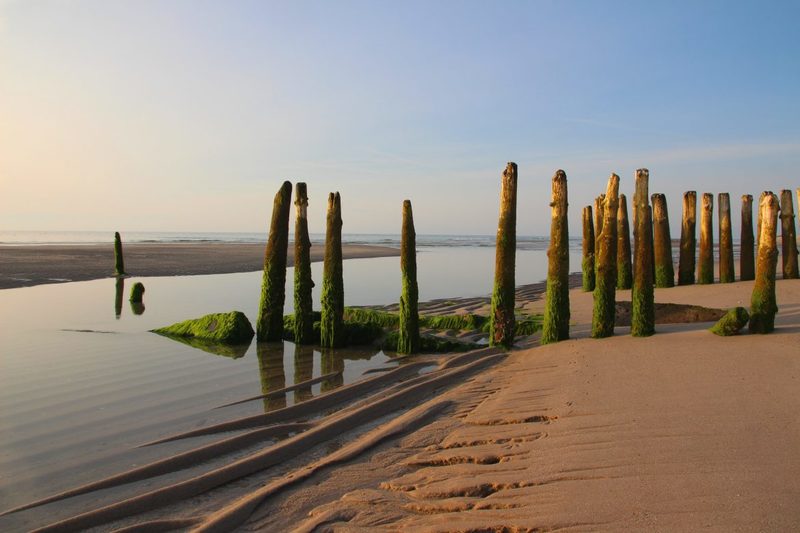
[651,193,674,287]
[677,191,697,285]
[489,163,517,348]
[632,169,655,336]
[740,195,755,281]
[257,181,292,341]
[617,194,632,290]
[749,192,780,333]
[541,170,570,344]
[114,232,125,276]
[756,191,767,249]
[780,189,799,279]
[293,183,315,344]
[718,193,735,283]
[582,206,595,292]
[591,174,619,338]
[697,193,714,284]
[398,200,420,353]
[320,192,345,348]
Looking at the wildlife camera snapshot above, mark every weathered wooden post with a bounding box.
[756,191,767,249]
[489,163,517,348]
[398,199,420,354]
[114,232,125,276]
[592,174,619,338]
[749,192,780,334]
[651,193,674,287]
[594,194,605,279]
[780,189,799,279]
[740,195,755,281]
[617,194,632,290]
[677,191,697,285]
[293,183,315,344]
[320,192,345,348]
[256,181,292,341]
[541,170,570,344]
[632,169,655,337]
[718,193,735,283]
[697,193,714,284]
[582,206,595,292]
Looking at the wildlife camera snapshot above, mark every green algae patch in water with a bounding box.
[153,311,255,345]
[709,307,750,337]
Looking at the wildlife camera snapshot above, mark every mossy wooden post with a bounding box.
[697,193,714,284]
[489,163,517,348]
[293,183,315,344]
[740,195,755,281]
[593,194,605,279]
[749,192,780,333]
[718,193,735,283]
[631,169,655,337]
[780,189,799,279]
[677,191,697,285]
[617,194,632,290]
[320,192,344,348]
[114,232,125,276]
[582,206,595,292]
[256,181,292,341]
[651,193,674,288]
[398,199,421,353]
[541,170,570,344]
[591,174,619,338]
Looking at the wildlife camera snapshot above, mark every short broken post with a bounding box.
[617,194,632,290]
[541,170,570,344]
[749,192,780,334]
[652,193,674,288]
[718,193,735,283]
[780,189,799,279]
[398,199,420,354]
[677,191,697,285]
[631,169,655,337]
[320,192,345,348]
[591,174,619,338]
[740,195,755,281]
[256,181,292,341]
[293,183,315,345]
[489,163,517,348]
[114,232,125,276]
[697,193,714,284]
[582,206,595,292]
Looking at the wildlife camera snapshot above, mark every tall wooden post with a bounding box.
[591,174,619,338]
[677,191,696,285]
[293,183,315,344]
[749,192,780,333]
[398,200,420,354]
[718,193,735,283]
[320,192,345,348]
[490,163,517,348]
[652,193,674,287]
[257,181,292,341]
[114,232,126,276]
[740,195,755,281]
[582,206,595,292]
[617,194,632,290]
[780,189,799,279]
[632,169,655,337]
[697,193,714,284]
[541,170,570,344]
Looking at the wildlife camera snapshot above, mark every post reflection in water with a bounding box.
[320,348,344,392]
[256,342,287,412]
[130,301,146,315]
[114,278,124,319]
[293,344,315,404]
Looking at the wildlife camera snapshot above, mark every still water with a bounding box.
[0,246,580,521]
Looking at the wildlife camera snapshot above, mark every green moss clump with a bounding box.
[426,313,487,331]
[541,170,571,344]
[710,307,750,336]
[398,200,420,354]
[153,311,255,345]
[344,308,399,328]
[257,181,293,341]
[114,232,125,276]
[320,192,345,348]
[293,183,315,344]
[129,282,145,303]
[512,315,543,336]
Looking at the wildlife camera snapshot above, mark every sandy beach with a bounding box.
[0,243,400,289]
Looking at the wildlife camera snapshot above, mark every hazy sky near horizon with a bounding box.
[2,0,799,236]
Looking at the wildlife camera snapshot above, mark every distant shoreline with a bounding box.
[0,242,400,290]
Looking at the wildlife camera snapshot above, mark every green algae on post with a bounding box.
[780,189,799,279]
[153,311,255,344]
[698,193,714,284]
[592,174,619,338]
[678,191,697,285]
[541,169,570,344]
[490,162,517,348]
[397,199,420,354]
[293,183,315,344]
[718,193,735,283]
[582,205,596,292]
[617,194,632,290]
[709,307,750,336]
[749,192,780,333]
[651,193,674,288]
[740,195,755,281]
[320,192,345,348]
[114,232,125,276]
[129,282,145,302]
[631,169,655,337]
[256,181,292,341]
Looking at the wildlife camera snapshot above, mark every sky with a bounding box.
[1,0,799,237]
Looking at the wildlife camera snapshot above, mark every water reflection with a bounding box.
[157,335,250,358]
[114,278,124,319]
[320,349,344,392]
[257,342,287,412]
[294,344,315,403]
[130,301,146,315]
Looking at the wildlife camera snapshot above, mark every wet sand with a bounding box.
[0,243,399,289]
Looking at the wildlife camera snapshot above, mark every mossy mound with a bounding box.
[129,282,145,303]
[153,311,254,345]
[710,307,750,336]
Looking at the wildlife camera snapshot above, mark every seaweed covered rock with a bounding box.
[153,311,254,344]
[709,307,750,336]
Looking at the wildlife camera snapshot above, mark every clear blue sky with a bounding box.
[2,0,798,236]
